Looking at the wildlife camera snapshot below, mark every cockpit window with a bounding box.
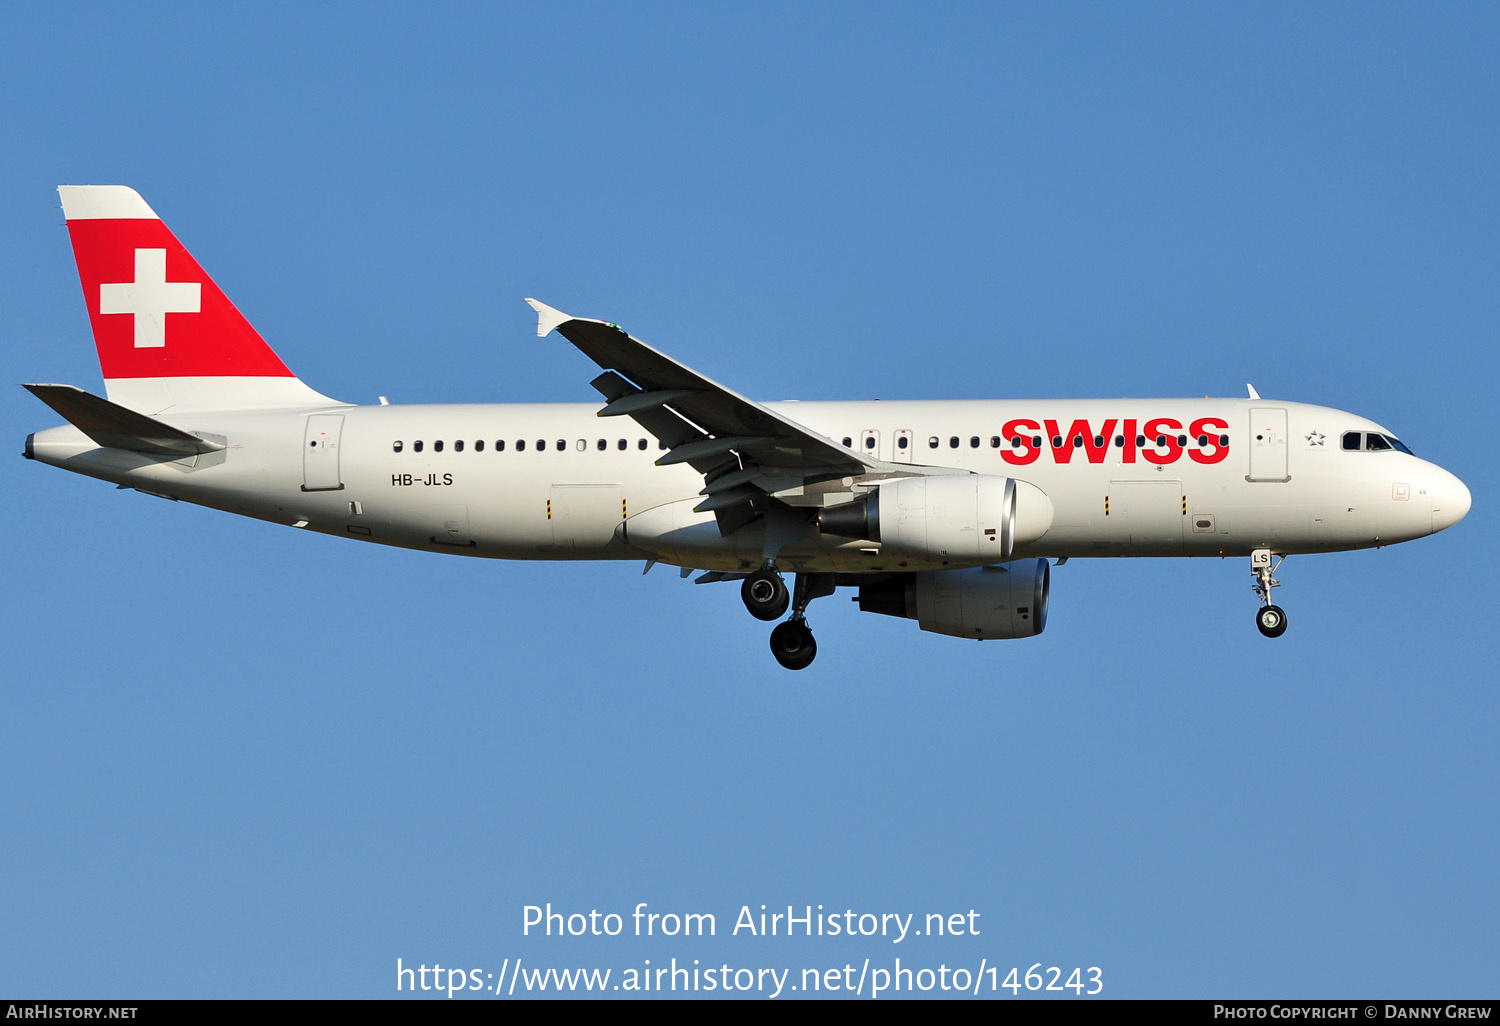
[1343,430,1414,455]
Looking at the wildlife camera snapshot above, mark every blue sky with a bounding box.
[2,2,1496,999]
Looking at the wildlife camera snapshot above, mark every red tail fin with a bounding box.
[59,186,336,412]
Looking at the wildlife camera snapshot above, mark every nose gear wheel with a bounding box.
[1256,604,1288,638]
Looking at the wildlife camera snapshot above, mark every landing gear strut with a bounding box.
[1251,548,1288,638]
[741,565,789,621]
[769,572,835,670]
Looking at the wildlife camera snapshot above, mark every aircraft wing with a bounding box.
[528,299,923,529]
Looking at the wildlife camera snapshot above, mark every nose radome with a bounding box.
[1431,470,1471,534]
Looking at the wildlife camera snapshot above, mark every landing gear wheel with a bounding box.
[1256,604,1288,638]
[769,619,817,670]
[742,569,789,621]
[1250,549,1288,639]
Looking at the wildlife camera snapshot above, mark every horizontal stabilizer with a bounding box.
[24,383,225,456]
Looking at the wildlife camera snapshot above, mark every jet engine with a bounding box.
[855,560,1050,639]
[819,475,1053,562]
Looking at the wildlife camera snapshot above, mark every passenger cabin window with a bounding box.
[928,437,939,449]
[454,440,464,452]
[536,439,545,451]
[899,436,910,450]
[842,436,853,448]
[496,440,505,452]
[638,439,648,450]
[949,436,959,448]
[970,436,980,448]
[475,440,484,452]
[864,436,876,450]
[517,439,526,451]
[989,436,1000,448]
[434,440,444,452]
[414,440,424,453]
[393,441,403,452]
[618,439,627,450]
[597,439,607,451]
[556,439,566,451]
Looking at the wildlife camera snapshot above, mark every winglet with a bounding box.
[525,298,572,338]
[1246,383,1261,400]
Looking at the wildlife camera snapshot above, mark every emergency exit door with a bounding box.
[892,429,913,463]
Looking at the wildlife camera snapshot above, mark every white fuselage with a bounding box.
[27,396,1470,574]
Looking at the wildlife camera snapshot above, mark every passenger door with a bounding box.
[1247,408,1289,482]
[302,414,344,492]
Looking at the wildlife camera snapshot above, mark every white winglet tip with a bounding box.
[1246,383,1261,400]
[524,298,571,338]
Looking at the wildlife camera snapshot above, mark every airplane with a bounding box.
[24,185,1472,669]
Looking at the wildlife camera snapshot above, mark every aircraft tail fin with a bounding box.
[57,185,339,414]
[24,383,225,456]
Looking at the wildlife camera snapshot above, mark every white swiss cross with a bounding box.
[99,248,201,349]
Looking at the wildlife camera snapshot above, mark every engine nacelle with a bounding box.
[856,560,1050,639]
[819,475,1053,562]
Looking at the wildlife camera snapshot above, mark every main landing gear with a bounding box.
[742,566,834,670]
[741,567,789,621]
[770,619,816,671]
[1251,548,1288,638]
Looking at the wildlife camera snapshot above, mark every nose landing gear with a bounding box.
[1251,548,1288,638]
